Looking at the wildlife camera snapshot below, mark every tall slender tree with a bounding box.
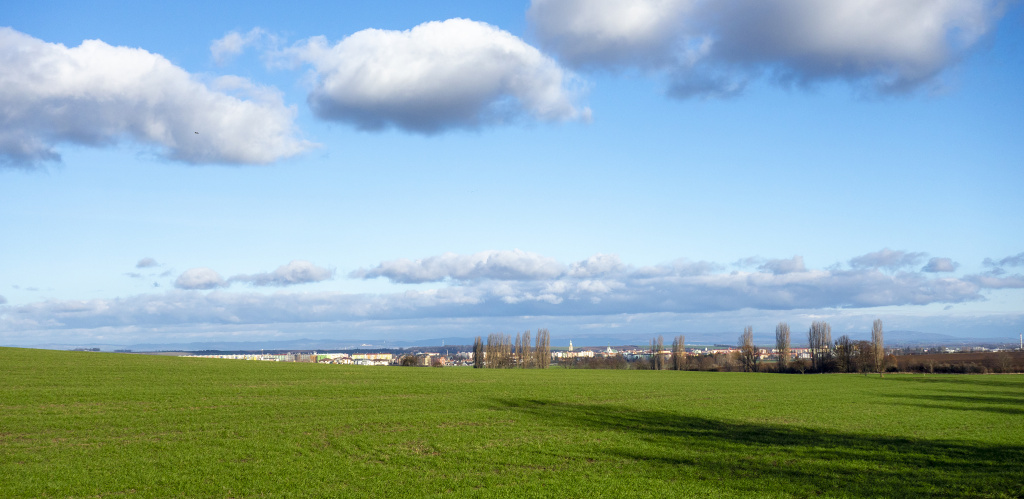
[521,330,532,368]
[514,332,523,368]
[739,326,758,372]
[808,321,833,372]
[472,336,484,369]
[872,319,884,373]
[671,335,686,370]
[535,328,551,368]
[775,322,791,372]
[650,335,665,370]
[486,333,497,368]
[499,333,512,368]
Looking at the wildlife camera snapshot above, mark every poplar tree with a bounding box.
[739,326,758,372]
[535,329,551,368]
[473,336,484,369]
[521,330,532,368]
[808,321,833,372]
[650,335,665,370]
[514,332,523,368]
[671,335,686,370]
[486,333,512,368]
[486,333,497,368]
[872,319,885,373]
[775,322,790,372]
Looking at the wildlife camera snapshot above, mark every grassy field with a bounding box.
[1,347,1022,498]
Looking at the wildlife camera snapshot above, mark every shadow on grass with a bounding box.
[882,376,1024,390]
[887,401,1024,417]
[494,398,1024,498]
[876,392,1024,416]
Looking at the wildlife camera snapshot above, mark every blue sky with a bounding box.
[2,0,1022,347]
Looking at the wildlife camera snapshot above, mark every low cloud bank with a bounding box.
[4,250,1022,336]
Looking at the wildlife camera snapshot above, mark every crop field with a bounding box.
[1,347,1022,498]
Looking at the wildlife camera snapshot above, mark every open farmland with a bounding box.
[1,347,1022,498]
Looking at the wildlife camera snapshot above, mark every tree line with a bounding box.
[473,329,550,368]
[634,320,887,374]
[470,319,891,373]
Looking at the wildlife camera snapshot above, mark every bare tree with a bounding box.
[499,333,512,368]
[872,319,884,373]
[472,336,484,369]
[535,328,551,368]
[739,326,758,372]
[808,321,833,372]
[775,322,791,372]
[792,358,808,374]
[671,335,686,370]
[854,340,874,373]
[521,330,532,368]
[650,335,665,370]
[485,333,497,368]
[514,332,523,368]
[834,335,854,373]
[487,333,513,368]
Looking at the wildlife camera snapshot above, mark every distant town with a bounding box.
[77,338,1024,374]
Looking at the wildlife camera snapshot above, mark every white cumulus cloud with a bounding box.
[528,0,1003,97]
[279,18,590,133]
[528,0,699,69]
[0,27,313,169]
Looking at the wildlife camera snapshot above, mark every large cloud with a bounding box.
[230,260,334,287]
[528,0,1003,97]
[279,18,589,133]
[0,28,312,168]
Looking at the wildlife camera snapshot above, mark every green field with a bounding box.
[2,348,1022,498]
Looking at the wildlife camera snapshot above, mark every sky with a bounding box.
[2,0,1023,348]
